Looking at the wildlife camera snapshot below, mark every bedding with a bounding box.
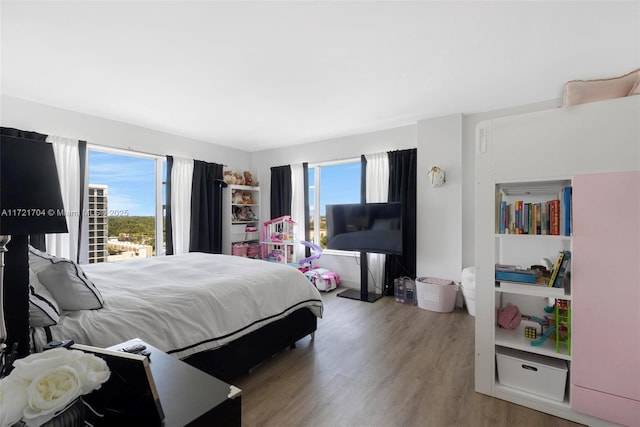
[31,252,323,360]
[29,246,104,310]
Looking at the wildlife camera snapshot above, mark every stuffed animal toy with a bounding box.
[244,171,253,186]
[223,171,236,185]
[497,303,521,329]
[242,193,253,204]
[245,208,257,221]
[233,172,245,185]
[231,190,244,204]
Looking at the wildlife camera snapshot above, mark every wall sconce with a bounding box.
[428,166,446,187]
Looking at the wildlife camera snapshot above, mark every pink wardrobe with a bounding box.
[474,95,639,426]
[572,171,640,426]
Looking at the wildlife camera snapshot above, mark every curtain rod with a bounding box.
[87,142,165,159]
[86,143,227,166]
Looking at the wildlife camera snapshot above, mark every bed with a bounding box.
[28,250,323,381]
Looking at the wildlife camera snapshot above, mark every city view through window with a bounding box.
[308,161,361,248]
[88,149,165,263]
[87,152,358,261]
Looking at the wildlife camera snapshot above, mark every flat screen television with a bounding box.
[325,202,403,255]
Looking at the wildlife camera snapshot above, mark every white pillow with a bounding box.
[28,246,104,311]
[29,269,60,327]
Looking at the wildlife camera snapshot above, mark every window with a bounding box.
[88,148,165,263]
[308,159,361,249]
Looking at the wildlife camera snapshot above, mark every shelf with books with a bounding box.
[495,281,571,299]
[496,179,572,237]
[495,234,571,241]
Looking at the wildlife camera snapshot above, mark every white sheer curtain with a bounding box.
[365,152,389,293]
[171,157,194,254]
[45,135,80,261]
[290,163,307,262]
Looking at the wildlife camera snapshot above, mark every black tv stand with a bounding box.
[337,251,382,303]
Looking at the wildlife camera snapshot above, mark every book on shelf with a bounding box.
[499,200,506,234]
[547,250,568,287]
[549,199,560,236]
[541,201,548,235]
[553,250,571,288]
[495,266,541,284]
[562,186,572,236]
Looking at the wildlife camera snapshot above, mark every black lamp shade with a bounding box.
[0,136,68,235]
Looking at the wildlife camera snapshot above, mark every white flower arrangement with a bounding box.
[0,348,110,427]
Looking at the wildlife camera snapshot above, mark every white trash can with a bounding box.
[416,277,458,313]
[461,266,477,316]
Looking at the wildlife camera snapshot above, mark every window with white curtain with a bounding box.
[308,159,361,249]
[87,148,165,263]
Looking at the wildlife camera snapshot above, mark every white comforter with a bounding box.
[33,253,323,359]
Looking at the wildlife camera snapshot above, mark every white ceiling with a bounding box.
[1,1,639,152]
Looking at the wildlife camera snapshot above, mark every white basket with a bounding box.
[416,277,458,313]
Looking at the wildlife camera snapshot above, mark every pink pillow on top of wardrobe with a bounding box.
[562,68,640,106]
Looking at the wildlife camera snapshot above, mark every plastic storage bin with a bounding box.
[461,266,477,316]
[496,347,568,402]
[394,277,416,305]
[416,277,458,313]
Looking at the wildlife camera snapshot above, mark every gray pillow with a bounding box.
[28,246,104,310]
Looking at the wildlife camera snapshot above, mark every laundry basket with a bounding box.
[416,277,458,313]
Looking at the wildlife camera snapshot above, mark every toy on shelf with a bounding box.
[524,326,537,339]
[555,299,571,355]
[223,170,260,187]
[521,299,571,355]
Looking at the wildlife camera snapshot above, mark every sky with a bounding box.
[309,162,361,215]
[89,150,161,216]
[89,150,360,217]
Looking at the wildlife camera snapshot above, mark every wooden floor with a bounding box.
[234,288,583,427]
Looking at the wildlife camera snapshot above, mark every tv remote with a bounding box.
[120,343,146,354]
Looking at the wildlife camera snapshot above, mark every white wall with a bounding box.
[416,114,462,282]
[0,95,250,169]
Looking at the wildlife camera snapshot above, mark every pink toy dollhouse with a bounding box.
[261,216,296,263]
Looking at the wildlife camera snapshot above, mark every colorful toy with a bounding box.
[531,325,557,347]
[296,241,323,273]
[304,268,339,292]
[523,299,571,355]
[555,299,571,355]
[524,326,537,339]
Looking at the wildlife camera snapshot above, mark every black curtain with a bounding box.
[77,140,87,264]
[384,149,417,295]
[270,165,291,219]
[165,156,174,255]
[189,160,224,253]
[302,163,310,256]
[360,155,367,203]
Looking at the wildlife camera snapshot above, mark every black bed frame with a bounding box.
[181,307,317,382]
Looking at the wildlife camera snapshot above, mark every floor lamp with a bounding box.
[0,135,68,367]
